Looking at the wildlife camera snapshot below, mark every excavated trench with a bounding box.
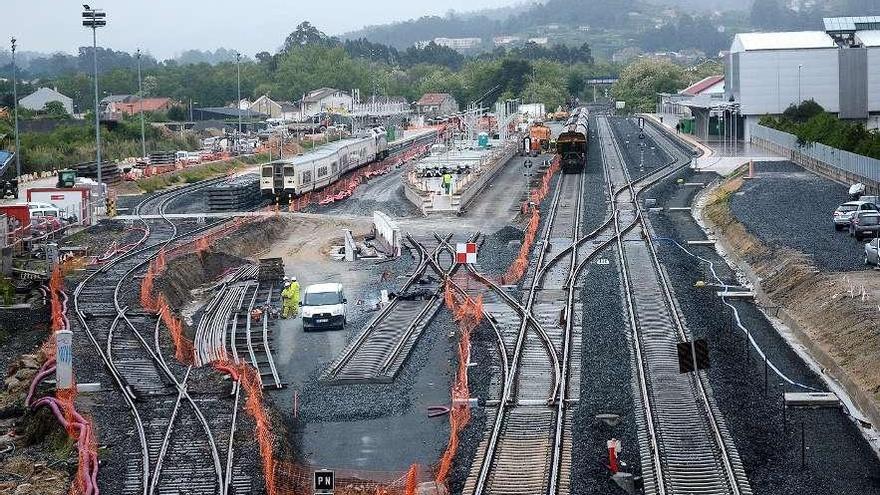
[154,216,294,315]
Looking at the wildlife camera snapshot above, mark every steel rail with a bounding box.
[606,116,748,495]
[470,170,570,495]
[324,233,449,379]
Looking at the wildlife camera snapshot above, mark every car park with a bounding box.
[833,201,879,230]
[849,211,880,240]
[301,282,347,331]
[865,238,880,266]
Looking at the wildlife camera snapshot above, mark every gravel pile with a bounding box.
[730,161,860,272]
[646,166,880,493]
[296,304,453,423]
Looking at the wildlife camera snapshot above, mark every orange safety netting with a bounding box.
[501,158,561,285]
[157,296,194,364]
[287,144,433,212]
[436,280,483,485]
[272,462,424,495]
[44,264,100,495]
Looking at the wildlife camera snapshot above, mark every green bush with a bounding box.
[761,104,880,161]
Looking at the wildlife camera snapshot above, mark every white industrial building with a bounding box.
[724,16,880,141]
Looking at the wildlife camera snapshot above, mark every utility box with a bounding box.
[27,187,92,226]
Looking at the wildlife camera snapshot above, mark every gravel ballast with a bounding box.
[647,158,880,493]
[730,161,862,272]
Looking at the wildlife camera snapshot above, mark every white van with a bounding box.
[301,283,347,331]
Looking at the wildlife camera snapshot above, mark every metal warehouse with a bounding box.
[724,16,880,141]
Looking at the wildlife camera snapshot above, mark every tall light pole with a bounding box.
[235,52,242,141]
[136,48,145,158]
[82,5,106,197]
[797,64,803,106]
[11,37,21,181]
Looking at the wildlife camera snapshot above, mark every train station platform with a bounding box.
[401,138,518,215]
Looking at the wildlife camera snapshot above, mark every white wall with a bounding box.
[738,48,840,115]
[868,47,880,112]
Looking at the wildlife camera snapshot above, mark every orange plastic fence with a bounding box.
[45,264,100,495]
[501,158,560,285]
[436,281,483,485]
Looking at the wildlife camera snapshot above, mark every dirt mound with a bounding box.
[156,216,295,312]
[704,175,880,424]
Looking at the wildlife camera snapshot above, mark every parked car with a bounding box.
[301,283,347,331]
[850,211,880,240]
[833,201,879,230]
[865,238,880,266]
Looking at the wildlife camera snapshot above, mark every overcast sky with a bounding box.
[6,0,517,59]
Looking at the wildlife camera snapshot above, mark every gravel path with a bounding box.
[730,161,862,272]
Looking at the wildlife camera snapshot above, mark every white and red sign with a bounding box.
[456,242,477,264]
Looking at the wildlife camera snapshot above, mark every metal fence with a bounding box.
[751,124,880,183]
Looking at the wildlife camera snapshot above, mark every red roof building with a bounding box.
[113,97,173,115]
[679,75,725,96]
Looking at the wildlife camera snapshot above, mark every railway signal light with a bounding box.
[677,338,710,374]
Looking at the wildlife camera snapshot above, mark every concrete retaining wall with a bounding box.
[373,211,401,256]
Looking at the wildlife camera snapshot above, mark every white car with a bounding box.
[301,283,347,331]
[834,201,879,230]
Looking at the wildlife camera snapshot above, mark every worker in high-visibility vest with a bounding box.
[442,172,453,195]
[281,276,301,318]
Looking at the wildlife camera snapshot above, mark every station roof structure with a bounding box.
[824,16,880,35]
[855,30,880,47]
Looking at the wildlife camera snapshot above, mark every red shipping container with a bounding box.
[0,204,31,236]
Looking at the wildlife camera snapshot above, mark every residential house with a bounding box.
[247,95,283,119]
[415,93,459,118]
[19,87,74,115]
[112,97,173,116]
[297,88,353,121]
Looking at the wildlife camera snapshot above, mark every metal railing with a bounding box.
[751,124,880,183]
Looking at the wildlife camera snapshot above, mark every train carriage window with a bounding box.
[301,170,312,184]
[317,166,328,177]
[261,166,273,177]
[283,165,295,177]
[331,162,338,174]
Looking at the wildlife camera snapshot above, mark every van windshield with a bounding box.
[304,290,342,306]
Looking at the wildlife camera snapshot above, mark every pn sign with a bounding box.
[314,469,334,493]
[456,242,477,264]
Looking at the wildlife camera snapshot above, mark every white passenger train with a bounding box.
[260,127,438,199]
[260,128,388,198]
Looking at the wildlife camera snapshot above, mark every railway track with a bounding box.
[462,114,737,494]
[321,233,463,383]
[601,116,752,495]
[191,264,284,389]
[72,179,254,494]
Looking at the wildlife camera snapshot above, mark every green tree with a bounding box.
[43,101,69,118]
[167,105,186,121]
[612,59,687,112]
